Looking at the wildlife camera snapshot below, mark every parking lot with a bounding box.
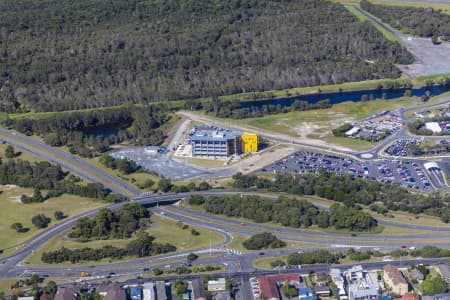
[111,148,210,181]
[261,151,434,191]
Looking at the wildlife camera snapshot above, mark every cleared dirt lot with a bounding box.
[399,38,450,77]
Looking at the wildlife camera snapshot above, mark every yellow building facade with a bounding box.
[241,132,258,153]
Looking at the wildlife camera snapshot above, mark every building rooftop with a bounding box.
[96,284,127,300]
[436,264,450,280]
[189,126,242,142]
[384,264,408,286]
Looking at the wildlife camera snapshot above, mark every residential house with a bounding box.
[257,274,302,300]
[54,286,80,300]
[207,278,226,292]
[383,264,409,296]
[345,265,380,300]
[192,279,206,300]
[433,294,450,300]
[435,264,450,284]
[96,284,127,300]
[402,293,419,300]
[156,281,168,300]
[299,287,314,300]
[130,286,143,300]
[315,285,331,297]
[257,276,280,300]
[143,282,156,300]
[408,269,424,282]
[330,268,348,300]
[212,290,231,300]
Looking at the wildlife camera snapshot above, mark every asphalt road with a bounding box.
[0,128,140,196]
[1,190,450,279]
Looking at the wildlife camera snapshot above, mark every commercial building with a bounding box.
[383,265,408,296]
[241,132,258,152]
[188,127,258,158]
[330,268,348,300]
[345,265,380,300]
[207,278,226,292]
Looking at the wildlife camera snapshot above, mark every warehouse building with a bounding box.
[188,127,258,158]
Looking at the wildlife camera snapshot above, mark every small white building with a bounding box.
[425,122,442,133]
[207,278,226,292]
[345,127,360,136]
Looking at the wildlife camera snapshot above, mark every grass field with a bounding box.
[0,186,106,259]
[345,5,402,43]
[219,95,429,151]
[25,215,224,266]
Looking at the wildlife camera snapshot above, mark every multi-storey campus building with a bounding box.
[188,127,258,158]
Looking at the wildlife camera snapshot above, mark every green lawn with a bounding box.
[0,186,106,259]
[25,215,225,266]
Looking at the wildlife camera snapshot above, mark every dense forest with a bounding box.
[188,194,377,231]
[6,105,170,157]
[0,0,413,112]
[232,172,450,222]
[361,0,450,39]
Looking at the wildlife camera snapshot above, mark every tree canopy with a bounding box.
[0,0,412,112]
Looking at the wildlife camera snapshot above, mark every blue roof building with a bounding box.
[130,286,142,300]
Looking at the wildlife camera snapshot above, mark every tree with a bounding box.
[423,276,448,295]
[153,268,163,276]
[31,214,51,228]
[173,280,188,295]
[157,178,172,192]
[32,188,43,203]
[10,222,24,232]
[142,179,154,189]
[54,211,65,220]
[5,145,15,158]
[187,253,198,262]
[243,232,286,250]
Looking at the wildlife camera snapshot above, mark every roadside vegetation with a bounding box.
[27,214,223,265]
[232,172,450,222]
[188,194,377,232]
[256,245,450,270]
[243,232,286,250]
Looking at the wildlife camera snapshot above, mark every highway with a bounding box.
[0,104,448,280]
[0,128,140,197]
[1,190,450,279]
